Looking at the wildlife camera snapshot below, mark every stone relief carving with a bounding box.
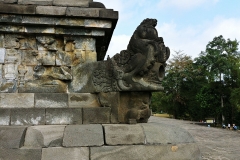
[91,18,170,92]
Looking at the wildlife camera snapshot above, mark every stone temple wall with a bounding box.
[0,1,201,159]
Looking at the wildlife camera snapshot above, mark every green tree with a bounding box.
[194,35,239,124]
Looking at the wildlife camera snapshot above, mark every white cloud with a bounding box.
[158,0,219,10]
[105,35,131,59]
[97,0,124,12]
[156,17,240,59]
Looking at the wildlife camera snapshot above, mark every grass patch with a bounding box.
[153,114,172,118]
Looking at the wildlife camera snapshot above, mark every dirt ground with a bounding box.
[149,116,240,160]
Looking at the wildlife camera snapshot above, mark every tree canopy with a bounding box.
[151,35,240,125]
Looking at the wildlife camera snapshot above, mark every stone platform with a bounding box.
[0,121,201,160]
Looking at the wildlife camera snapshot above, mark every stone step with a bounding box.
[0,107,111,125]
[0,123,201,160]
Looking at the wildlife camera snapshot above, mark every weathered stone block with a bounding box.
[0,24,25,33]
[99,9,119,19]
[0,4,36,14]
[89,2,105,8]
[46,108,82,125]
[84,19,111,28]
[56,17,84,27]
[24,125,66,148]
[5,48,20,64]
[42,147,89,160]
[4,0,18,3]
[103,124,145,145]
[38,51,56,65]
[0,93,34,108]
[55,28,91,36]
[56,51,76,66]
[35,93,68,108]
[4,34,20,49]
[68,62,97,93]
[98,92,120,123]
[0,109,10,125]
[0,148,42,160]
[72,50,97,63]
[63,124,104,147]
[3,64,17,80]
[19,80,68,93]
[11,109,45,125]
[0,80,17,93]
[66,8,100,17]
[92,30,105,36]
[22,16,55,25]
[25,26,55,34]
[0,126,27,148]
[83,107,111,124]
[0,48,5,63]
[75,37,96,50]
[91,144,201,160]
[36,36,57,51]
[119,92,152,123]
[64,36,96,50]
[36,6,66,15]
[19,36,38,50]
[53,0,92,7]
[18,0,53,5]
[0,64,2,79]
[0,34,4,47]
[0,14,22,23]
[85,50,97,62]
[69,93,101,108]
[21,50,39,65]
[141,123,195,144]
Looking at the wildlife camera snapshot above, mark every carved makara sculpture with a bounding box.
[71,18,170,93]
[70,18,170,123]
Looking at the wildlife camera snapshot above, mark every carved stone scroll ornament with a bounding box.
[92,18,170,92]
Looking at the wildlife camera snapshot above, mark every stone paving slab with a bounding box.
[149,116,240,160]
[103,124,145,145]
[0,148,42,160]
[63,124,104,147]
[141,122,195,144]
[42,147,89,160]
[91,144,201,160]
[0,126,27,148]
[24,125,66,148]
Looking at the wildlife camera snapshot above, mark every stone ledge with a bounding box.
[53,0,92,7]
[0,93,34,108]
[35,93,68,108]
[0,14,113,28]
[0,108,111,126]
[0,4,118,19]
[0,4,36,15]
[18,0,53,6]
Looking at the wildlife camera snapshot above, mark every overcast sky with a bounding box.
[97,0,240,60]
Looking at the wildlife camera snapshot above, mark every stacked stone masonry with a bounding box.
[0,1,202,159]
[0,123,201,160]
